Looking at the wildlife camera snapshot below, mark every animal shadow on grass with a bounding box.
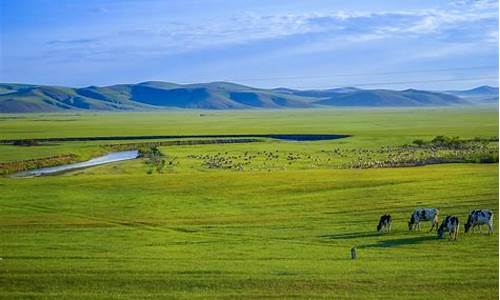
[359,236,436,249]
[320,231,381,240]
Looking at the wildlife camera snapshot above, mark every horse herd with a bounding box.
[376,208,494,240]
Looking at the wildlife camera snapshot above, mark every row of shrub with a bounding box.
[102,138,260,151]
[411,136,498,149]
[346,136,498,169]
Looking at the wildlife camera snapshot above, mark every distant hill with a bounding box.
[0,82,314,112]
[315,89,468,106]
[444,85,499,104]
[0,81,495,113]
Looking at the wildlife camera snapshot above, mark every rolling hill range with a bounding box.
[445,85,500,104]
[0,81,497,113]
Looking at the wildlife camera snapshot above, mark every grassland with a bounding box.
[0,107,498,299]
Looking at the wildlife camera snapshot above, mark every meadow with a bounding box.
[0,107,498,299]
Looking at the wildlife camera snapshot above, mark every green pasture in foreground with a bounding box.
[0,107,498,299]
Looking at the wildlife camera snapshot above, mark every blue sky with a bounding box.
[0,0,498,89]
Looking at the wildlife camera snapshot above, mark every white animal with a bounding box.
[464,209,494,234]
[408,208,439,232]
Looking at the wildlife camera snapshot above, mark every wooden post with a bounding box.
[351,247,357,260]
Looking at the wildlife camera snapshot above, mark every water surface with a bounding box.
[14,150,139,177]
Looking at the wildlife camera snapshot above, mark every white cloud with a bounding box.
[40,3,497,62]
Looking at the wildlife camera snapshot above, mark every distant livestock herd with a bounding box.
[377,208,494,240]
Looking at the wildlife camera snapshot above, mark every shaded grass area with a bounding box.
[360,236,437,248]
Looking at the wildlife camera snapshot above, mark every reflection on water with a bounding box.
[14,150,139,177]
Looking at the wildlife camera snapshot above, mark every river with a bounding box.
[14,150,139,177]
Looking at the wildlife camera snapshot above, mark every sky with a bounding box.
[0,0,498,90]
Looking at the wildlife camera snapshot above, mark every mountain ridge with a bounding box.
[0,82,497,113]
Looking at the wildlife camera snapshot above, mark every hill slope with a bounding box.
[444,85,499,104]
[0,82,315,112]
[0,81,494,113]
[316,89,468,107]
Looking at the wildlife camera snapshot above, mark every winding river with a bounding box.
[10,134,350,177]
[14,150,139,177]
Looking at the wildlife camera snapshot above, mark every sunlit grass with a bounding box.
[0,107,497,299]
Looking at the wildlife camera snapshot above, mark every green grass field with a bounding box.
[0,107,498,299]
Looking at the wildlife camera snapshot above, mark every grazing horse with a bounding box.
[408,208,439,232]
[464,209,494,234]
[437,216,460,240]
[377,214,392,232]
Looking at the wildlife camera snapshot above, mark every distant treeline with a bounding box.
[0,134,349,144]
[102,138,262,156]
